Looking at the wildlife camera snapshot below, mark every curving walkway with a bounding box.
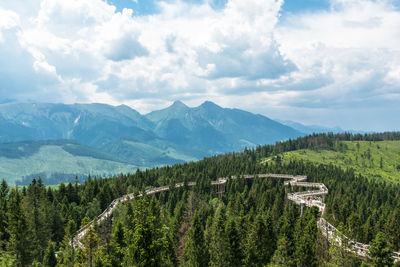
[72,174,400,262]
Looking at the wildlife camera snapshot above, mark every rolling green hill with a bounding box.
[1,132,399,266]
[262,140,400,182]
[100,136,204,166]
[0,140,141,185]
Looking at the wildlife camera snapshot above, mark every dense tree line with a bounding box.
[251,131,400,157]
[0,133,399,266]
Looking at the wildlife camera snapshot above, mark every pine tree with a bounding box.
[225,218,242,266]
[84,224,100,267]
[112,220,125,248]
[49,204,64,244]
[59,219,77,266]
[182,211,209,267]
[271,236,294,266]
[294,212,318,267]
[208,204,233,266]
[243,212,276,266]
[0,179,8,199]
[385,208,400,251]
[43,242,57,267]
[123,197,173,266]
[109,220,125,266]
[159,224,177,267]
[26,178,51,262]
[7,188,33,266]
[0,179,9,249]
[367,232,393,267]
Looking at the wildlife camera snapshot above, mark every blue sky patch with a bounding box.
[107,0,228,15]
[281,0,330,14]
[107,0,330,17]
[107,0,159,15]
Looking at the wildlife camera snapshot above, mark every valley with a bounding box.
[1,133,399,266]
[0,140,140,185]
[0,101,303,185]
[2,0,398,266]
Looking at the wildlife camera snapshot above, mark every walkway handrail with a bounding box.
[71,173,400,262]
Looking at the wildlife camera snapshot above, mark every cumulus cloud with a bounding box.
[105,34,148,61]
[270,0,400,129]
[0,8,20,36]
[0,0,399,130]
[0,0,292,101]
[0,7,63,102]
[277,2,400,100]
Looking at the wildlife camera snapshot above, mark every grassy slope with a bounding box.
[262,140,400,182]
[0,145,140,185]
[123,140,198,162]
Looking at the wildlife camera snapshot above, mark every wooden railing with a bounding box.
[72,173,399,262]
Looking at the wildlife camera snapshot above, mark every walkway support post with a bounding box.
[70,173,400,262]
[217,183,225,198]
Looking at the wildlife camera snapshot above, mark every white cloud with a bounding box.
[0,8,20,42]
[272,0,400,129]
[0,0,292,102]
[0,0,399,130]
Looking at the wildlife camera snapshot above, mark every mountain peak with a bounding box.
[145,100,189,122]
[171,100,188,108]
[199,101,221,110]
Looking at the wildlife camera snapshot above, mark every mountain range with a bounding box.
[0,101,308,184]
[277,120,345,135]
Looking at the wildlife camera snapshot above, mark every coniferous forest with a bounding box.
[0,133,399,266]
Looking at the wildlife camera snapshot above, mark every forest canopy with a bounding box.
[0,132,399,266]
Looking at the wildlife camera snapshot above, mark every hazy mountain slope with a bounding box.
[278,120,345,134]
[101,136,203,166]
[146,101,303,153]
[0,102,154,146]
[193,101,302,146]
[0,140,140,185]
[0,101,305,183]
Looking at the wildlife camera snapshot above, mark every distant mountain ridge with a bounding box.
[0,101,304,184]
[147,101,302,153]
[278,120,366,135]
[277,120,345,135]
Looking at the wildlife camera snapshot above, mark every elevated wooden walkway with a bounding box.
[72,173,399,262]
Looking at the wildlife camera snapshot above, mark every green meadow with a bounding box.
[262,140,400,183]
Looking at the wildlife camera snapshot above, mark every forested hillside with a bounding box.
[0,133,399,266]
[262,139,400,183]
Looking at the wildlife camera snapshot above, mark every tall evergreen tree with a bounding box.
[25,179,51,262]
[367,232,393,267]
[208,204,233,266]
[59,219,77,266]
[294,211,318,267]
[123,197,174,267]
[243,212,276,266]
[271,236,295,266]
[385,207,400,251]
[7,188,33,266]
[0,179,9,249]
[225,218,243,266]
[84,224,100,267]
[43,242,57,267]
[182,211,209,267]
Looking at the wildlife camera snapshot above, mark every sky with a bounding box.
[0,0,399,131]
